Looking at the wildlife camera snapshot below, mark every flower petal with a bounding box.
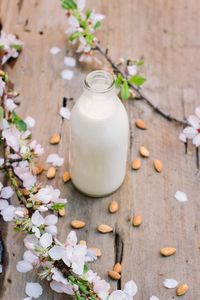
[39,233,53,248]
[174,191,188,202]
[61,69,74,80]
[44,214,58,225]
[149,297,159,300]
[1,205,15,221]
[124,280,138,296]
[163,278,179,289]
[16,260,33,273]
[48,245,64,260]
[193,134,200,147]
[59,107,71,119]
[64,56,76,67]
[46,153,64,167]
[188,115,200,129]
[0,199,9,210]
[50,47,61,55]
[195,106,200,118]
[25,282,43,299]
[1,186,14,199]
[31,211,44,227]
[183,126,197,139]
[23,250,39,264]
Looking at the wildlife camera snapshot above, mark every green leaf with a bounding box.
[136,59,144,66]
[86,9,92,19]
[51,203,66,211]
[11,112,27,132]
[69,31,82,42]
[83,263,89,273]
[121,80,130,100]
[128,75,146,87]
[93,21,102,30]
[85,33,94,45]
[10,44,23,51]
[115,74,123,88]
[0,106,4,123]
[61,0,77,10]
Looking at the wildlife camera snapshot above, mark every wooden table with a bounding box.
[0,0,200,299]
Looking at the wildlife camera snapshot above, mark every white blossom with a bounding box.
[0,31,23,64]
[179,106,200,146]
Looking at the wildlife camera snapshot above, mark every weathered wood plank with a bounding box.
[0,0,200,299]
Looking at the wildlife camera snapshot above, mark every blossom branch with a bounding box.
[62,0,187,126]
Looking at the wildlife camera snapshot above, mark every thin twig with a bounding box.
[94,44,188,126]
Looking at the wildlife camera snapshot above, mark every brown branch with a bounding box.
[94,43,188,126]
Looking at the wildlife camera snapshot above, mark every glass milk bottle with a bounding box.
[69,70,129,197]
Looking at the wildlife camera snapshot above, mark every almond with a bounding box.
[113,262,122,273]
[176,283,189,296]
[32,164,44,175]
[90,247,102,257]
[153,159,163,173]
[71,220,86,229]
[50,133,60,145]
[135,118,147,130]
[97,224,113,233]
[108,270,121,280]
[63,171,71,183]
[79,240,87,246]
[139,146,149,157]
[160,247,176,257]
[131,158,141,170]
[58,208,66,217]
[108,200,119,213]
[132,215,142,227]
[47,166,56,179]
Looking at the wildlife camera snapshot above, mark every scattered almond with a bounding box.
[32,164,45,175]
[153,159,163,173]
[176,283,189,296]
[71,220,86,229]
[132,215,142,227]
[108,270,121,280]
[139,146,149,157]
[131,158,141,170]
[108,200,119,213]
[90,247,102,257]
[63,171,71,183]
[113,262,122,273]
[135,118,147,130]
[50,133,60,145]
[160,247,176,257]
[97,224,113,233]
[79,240,87,246]
[58,208,66,217]
[47,166,56,179]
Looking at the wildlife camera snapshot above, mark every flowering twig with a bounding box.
[62,0,187,126]
[0,32,137,300]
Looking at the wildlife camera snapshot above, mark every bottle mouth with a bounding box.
[84,70,114,93]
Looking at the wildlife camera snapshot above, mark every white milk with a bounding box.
[69,70,129,197]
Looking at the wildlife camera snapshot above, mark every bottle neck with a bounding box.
[84,70,115,98]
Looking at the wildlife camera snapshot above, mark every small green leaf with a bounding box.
[11,112,27,132]
[83,263,89,273]
[10,44,23,51]
[93,21,102,30]
[69,31,82,42]
[136,59,144,66]
[61,0,77,10]
[128,75,146,87]
[0,106,4,123]
[121,80,130,100]
[51,203,66,211]
[85,33,94,45]
[86,9,92,19]
[115,74,123,88]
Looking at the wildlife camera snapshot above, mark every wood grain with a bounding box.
[0,0,200,299]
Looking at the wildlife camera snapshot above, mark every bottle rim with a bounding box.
[84,70,114,93]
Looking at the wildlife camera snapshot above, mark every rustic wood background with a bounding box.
[0,0,200,299]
